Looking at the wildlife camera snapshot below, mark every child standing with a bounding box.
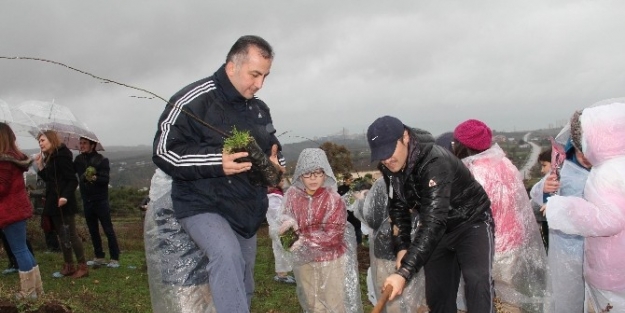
[266,183,295,284]
[278,148,362,313]
[529,148,552,251]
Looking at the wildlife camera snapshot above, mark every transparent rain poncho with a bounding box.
[546,101,625,310]
[144,169,215,313]
[266,191,293,274]
[273,148,363,313]
[531,122,590,313]
[357,178,427,313]
[462,144,548,312]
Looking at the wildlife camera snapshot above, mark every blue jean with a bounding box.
[2,220,37,271]
[179,212,257,313]
[83,198,120,260]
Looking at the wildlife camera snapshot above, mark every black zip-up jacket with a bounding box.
[74,151,110,201]
[380,128,492,280]
[152,64,280,239]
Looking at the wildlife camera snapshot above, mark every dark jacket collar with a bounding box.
[80,150,100,158]
[214,64,248,106]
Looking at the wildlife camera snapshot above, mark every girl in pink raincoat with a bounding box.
[453,119,548,312]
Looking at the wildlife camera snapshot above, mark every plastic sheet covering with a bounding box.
[144,169,215,313]
[277,148,362,313]
[462,144,548,312]
[358,179,427,312]
[546,102,625,308]
[267,192,293,273]
[547,159,588,313]
[278,187,363,313]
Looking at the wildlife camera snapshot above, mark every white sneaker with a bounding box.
[86,258,108,266]
[107,260,120,268]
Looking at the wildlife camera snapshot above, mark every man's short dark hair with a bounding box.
[538,148,552,163]
[226,35,274,64]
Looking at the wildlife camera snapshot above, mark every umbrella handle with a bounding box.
[371,285,393,313]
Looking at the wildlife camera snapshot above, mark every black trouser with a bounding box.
[347,211,362,244]
[83,198,120,260]
[51,214,86,264]
[424,221,495,313]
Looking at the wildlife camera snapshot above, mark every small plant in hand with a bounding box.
[223,127,252,156]
[85,166,97,182]
[279,228,299,250]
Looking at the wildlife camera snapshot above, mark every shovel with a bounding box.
[371,285,393,313]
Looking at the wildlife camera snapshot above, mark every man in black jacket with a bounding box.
[367,116,495,313]
[152,35,282,313]
[74,137,120,268]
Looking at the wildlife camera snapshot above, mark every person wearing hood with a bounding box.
[366,116,494,312]
[35,130,87,279]
[74,137,121,268]
[530,123,592,313]
[266,181,295,284]
[0,122,43,298]
[277,148,362,313]
[545,101,625,311]
[453,119,548,312]
[358,177,428,312]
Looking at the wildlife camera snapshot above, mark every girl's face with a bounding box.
[38,135,52,153]
[575,149,592,169]
[300,169,325,194]
[540,161,551,175]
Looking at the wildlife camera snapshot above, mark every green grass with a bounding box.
[0,217,374,313]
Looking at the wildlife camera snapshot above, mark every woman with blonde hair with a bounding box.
[0,122,43,298]
[35,130,88,278]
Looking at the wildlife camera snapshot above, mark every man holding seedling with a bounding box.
[153,35,283,313]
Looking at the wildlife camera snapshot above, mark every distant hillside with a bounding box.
[23,127,562,188]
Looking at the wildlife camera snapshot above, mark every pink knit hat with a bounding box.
[454,119,492,151]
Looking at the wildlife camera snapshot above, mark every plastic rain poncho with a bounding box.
[546,101,625,310]
[357,178,427,313]
[532,135,590,312]
[462,144,548,312]
[144,169,215,313]
[266,191,293,274]
[274,148,363,313]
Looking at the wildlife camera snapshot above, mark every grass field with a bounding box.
[0,216,374,313]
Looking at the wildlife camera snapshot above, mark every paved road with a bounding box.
[520,132,541,180]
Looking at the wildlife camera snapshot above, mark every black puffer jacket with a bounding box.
[380,127,492,280]
[37,144,79,217]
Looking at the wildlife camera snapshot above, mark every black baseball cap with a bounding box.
[367,116,405,162]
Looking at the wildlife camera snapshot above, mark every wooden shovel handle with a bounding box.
[371,285,393,313]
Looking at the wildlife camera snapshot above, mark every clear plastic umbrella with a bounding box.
[16,100,104,151]
[0,99,39,137]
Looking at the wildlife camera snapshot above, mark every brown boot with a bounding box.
[32,265,44,296]
[71,263,89,279]
[60,263,76,276]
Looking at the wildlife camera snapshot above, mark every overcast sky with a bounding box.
[2,1,624,150]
